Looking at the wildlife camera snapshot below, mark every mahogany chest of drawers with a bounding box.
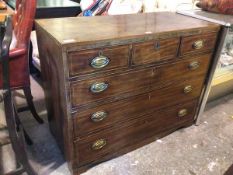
[35,12,220,175]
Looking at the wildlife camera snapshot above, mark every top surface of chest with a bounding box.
[35,12,219,46]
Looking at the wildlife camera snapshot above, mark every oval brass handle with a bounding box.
[192,40,204,50]
[188,61,200,70]
[91,55,109,69]
[92,139,107,150]
[91,111,108,122]
[90,82,108,93]
[184,85,192,94]
[178,109,188,117]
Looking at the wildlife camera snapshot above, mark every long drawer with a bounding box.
[73,76,205,137]
[74,100,198,166]
[70,54,211,107]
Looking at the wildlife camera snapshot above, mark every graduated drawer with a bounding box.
[68,45,129,76]
[70,54,211,107]
[74,100,198,166]
[180,32,217,56]
[73,76,205,137]
[132,37,180,66]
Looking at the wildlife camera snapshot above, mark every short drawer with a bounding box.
[68,45,129,76]
[70,54,211,107]
[180,33,217,56]
[74,100,198,166]
[73,76,205,137]
[132,37,179,66]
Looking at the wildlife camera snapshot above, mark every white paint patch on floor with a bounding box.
[208,161,217,172]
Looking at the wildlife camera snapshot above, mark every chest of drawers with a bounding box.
[35,12,220,175]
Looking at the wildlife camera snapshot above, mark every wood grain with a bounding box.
[70,68,157,107]
[156,53,212,84]
[132,37,179,65]
[180,32,218,56]
[35,12,220,46]
[73,76,205,137]
[36,24,75,169]
[68,45,129,76]
[70,54,211,107]
[74,100,198,166]
[73,119,194,175]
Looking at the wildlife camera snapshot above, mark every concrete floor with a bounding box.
[1,77,233,175]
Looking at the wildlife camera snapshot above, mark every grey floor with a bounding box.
[1,76,233,175]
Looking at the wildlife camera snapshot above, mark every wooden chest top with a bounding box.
[35,12,219,46]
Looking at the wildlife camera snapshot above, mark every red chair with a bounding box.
[1,15,37,175]
[0,0,43,124]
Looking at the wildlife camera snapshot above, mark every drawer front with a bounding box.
[132,38,179,65]
[70,54,211,107]
[68,45,129,76]
[180,33,217,56]
[73,76,205,137]
[74,100,198,166]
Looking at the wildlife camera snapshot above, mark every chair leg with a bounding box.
[16,125,37,175]
[23,86,44,124]
[3,91,37,175]
[14,107,33,145]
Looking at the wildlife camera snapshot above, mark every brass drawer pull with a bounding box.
[178,109,188,117]
[192,40,204,50]
[90,82,108,93]
[184,85,192,94]
[92,139,107,150]
[188,61,200,70]
[91,111,108,122]
[91,54,109,69]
